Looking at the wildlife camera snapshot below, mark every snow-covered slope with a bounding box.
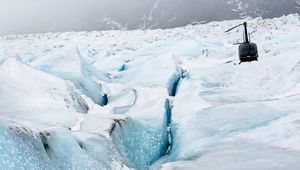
[0,14,300,170]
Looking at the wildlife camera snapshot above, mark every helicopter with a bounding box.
[225,22,258,64]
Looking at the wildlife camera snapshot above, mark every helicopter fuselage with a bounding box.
[238,42,258,62]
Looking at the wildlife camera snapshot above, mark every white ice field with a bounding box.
[0,14,300,170]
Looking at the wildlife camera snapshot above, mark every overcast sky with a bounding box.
[0,0,101,35]
[0,0,299,36]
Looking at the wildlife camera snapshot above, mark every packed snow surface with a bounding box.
[0,14,300,170]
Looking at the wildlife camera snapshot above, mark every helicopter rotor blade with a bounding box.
[233,43,243,45]
[225,23,244,33]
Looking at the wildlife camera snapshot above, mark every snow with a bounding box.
[0,14,300,169]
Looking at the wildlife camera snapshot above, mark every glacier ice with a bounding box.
[0,121,129,170]
[111,118,167,170]
[0,14,300,170]
[29,46,111,106]
[0,121,54,170]
[0,57,88,128]
[41,128,127,170]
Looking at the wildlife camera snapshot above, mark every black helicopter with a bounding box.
[226,22,258,64]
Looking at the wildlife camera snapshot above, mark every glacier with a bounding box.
[0,14,300,170]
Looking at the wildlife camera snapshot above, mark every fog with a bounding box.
[0,0,299,35]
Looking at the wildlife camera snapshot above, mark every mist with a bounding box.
[0,0,299,36]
